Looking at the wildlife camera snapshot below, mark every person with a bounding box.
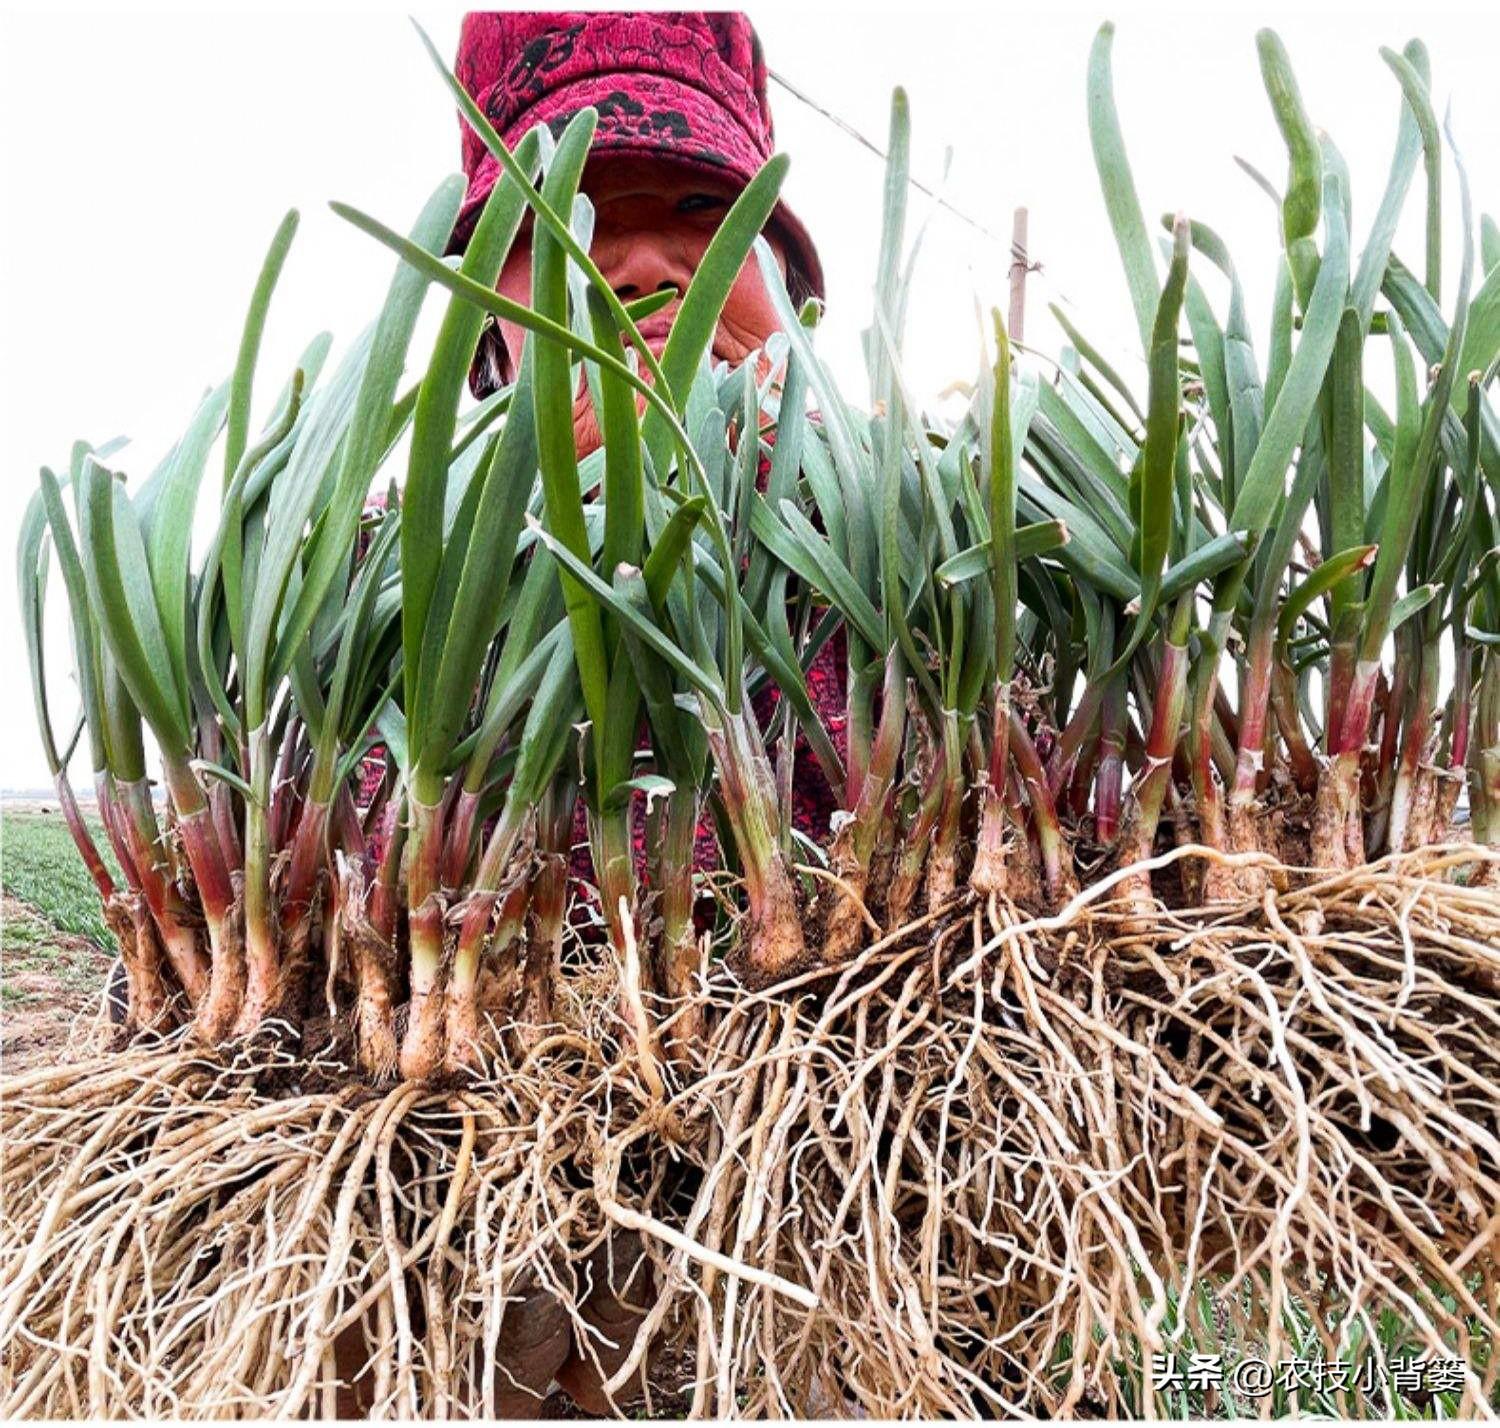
[440,13,839,1415]
[451,7,846,888]
[452,10,824,441]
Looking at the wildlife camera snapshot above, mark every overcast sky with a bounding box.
[2,1,1495,791]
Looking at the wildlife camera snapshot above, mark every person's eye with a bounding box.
[678,193,730,215]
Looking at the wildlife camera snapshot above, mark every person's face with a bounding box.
[491,152,790,455]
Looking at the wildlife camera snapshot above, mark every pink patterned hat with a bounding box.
[452,11,824,299]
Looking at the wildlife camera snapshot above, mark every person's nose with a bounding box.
[593,230,694,302]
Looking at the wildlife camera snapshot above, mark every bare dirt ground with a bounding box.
[1,894,112,1073]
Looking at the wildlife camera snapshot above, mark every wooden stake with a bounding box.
[1008,207,1030,345]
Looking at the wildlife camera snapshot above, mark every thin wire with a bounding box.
[770,67,1076,314]
[770,69,1011,249]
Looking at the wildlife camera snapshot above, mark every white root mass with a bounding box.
[2,846,1497,1418]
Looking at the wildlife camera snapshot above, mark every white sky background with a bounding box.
[1,1,1496,791]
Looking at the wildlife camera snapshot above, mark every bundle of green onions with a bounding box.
[8,21,1500,1418]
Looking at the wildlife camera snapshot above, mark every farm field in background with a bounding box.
[3,805,120,946]
[1,806,117,1069]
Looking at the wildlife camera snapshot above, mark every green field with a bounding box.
[2,807,122,949]
[1,898,112,1010]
